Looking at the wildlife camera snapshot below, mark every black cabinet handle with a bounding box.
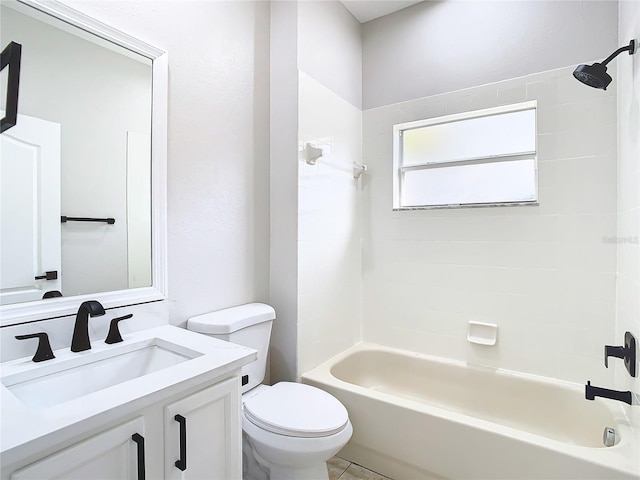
[174,414,187,471]
[34,270,58,281]
[0,41,22,134]
[131,433,146,480]
[61,216,115,224]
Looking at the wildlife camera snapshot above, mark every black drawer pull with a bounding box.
[174,414,187,471]
[34,270,58,281]
[131,433,145,480]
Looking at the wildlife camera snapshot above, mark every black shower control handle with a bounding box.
[604,332,636,377]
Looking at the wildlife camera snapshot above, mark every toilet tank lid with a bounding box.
[187,303,275,334]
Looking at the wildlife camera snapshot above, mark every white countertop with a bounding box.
[0,325,256,465]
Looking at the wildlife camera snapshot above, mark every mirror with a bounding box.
[0,0,167,325]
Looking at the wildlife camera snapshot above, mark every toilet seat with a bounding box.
[243,382,349,438]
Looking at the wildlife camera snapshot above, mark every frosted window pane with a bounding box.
[402,160,537,207]
[402,109,535,166]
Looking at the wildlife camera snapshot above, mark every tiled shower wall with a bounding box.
[297,72,362,375]
[362,65,618,384]
[615,2,640,432]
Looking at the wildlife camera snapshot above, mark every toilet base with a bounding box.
[243,432,331,480]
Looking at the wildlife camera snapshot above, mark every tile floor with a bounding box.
[328,456,393,480]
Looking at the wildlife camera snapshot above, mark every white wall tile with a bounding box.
[615,0,640,431]
[297,72,362,375]
[362,65,618,382]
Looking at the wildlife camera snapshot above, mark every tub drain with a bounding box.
[603,427,618,447]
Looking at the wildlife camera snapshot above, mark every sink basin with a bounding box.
[2,338,201,409]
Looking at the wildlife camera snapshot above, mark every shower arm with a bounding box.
[601,40,636,66]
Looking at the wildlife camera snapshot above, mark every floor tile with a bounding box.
[339,462,392,480]
[328,456,351,480]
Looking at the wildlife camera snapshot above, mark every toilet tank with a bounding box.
[187,303,275,393]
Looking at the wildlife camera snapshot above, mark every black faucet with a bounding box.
[585,381,637,405]
[71,300,105,352]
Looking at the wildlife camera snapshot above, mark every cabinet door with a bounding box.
[164,377,241,480]
[11,418,146,480]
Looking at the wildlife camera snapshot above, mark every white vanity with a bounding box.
[1,326,256,479]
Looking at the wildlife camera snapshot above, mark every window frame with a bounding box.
[392,101,538,210]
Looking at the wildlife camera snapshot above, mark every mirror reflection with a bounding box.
[1,1,153,306]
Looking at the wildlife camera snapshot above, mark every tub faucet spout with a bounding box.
[71,300,105,352]
[585,381,639,405]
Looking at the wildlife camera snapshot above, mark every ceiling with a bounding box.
[340,0,423,23]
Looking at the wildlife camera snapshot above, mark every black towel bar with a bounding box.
[61,216,115,224]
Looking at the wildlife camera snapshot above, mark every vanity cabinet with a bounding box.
[10,418,145,480]
[164,379,241,479]
[4,376,242,480]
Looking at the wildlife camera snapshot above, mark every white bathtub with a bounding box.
[302,343,640,480]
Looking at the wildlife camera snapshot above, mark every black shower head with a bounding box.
[573,39,637,90]
[573,63,612,90]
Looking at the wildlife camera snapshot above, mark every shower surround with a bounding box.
[361,65,618,385]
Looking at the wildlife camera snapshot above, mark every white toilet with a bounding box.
[187,303,352,480]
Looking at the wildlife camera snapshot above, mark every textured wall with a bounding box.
[269,1,363,382]
[362,1,618,109]
[298,0,362,108]
[269,0,300,383]
[61,0,272,324]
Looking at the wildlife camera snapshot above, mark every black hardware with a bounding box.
[34,270,58,281]
[1,41,22,134]
[15,333,55,362]
[585,381,633,405]
[42,290,63,299]
[174,414,187,471]
[574,39,637,90]
[71,300,105,352]
[131,433,146,480]
[242,374,249,386]
[604,332,636,377]
[105,314,133,344]
[61,216,115,224]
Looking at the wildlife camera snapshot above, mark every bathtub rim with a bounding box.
[301,342,640,479]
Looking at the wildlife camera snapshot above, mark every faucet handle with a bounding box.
[105,314,133,344]
[604,345,625,368]
[15,333,55,362]
[604,332,636,377]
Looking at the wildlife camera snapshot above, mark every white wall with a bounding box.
[270,0,300,383]
[297,72,362,375]
[1,6,151,297]
[362,0,619,109]
[362,66,618,383]
[615,0,640,435]
[298,0,362,109]
[59,0,272,324]
[269,0,362,381]
[296,1,362,377]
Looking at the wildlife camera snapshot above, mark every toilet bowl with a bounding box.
[187,304,352,479]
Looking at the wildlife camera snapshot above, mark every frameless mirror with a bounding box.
[0,0,167,325]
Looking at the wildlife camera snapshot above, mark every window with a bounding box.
[392,101,538,209]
